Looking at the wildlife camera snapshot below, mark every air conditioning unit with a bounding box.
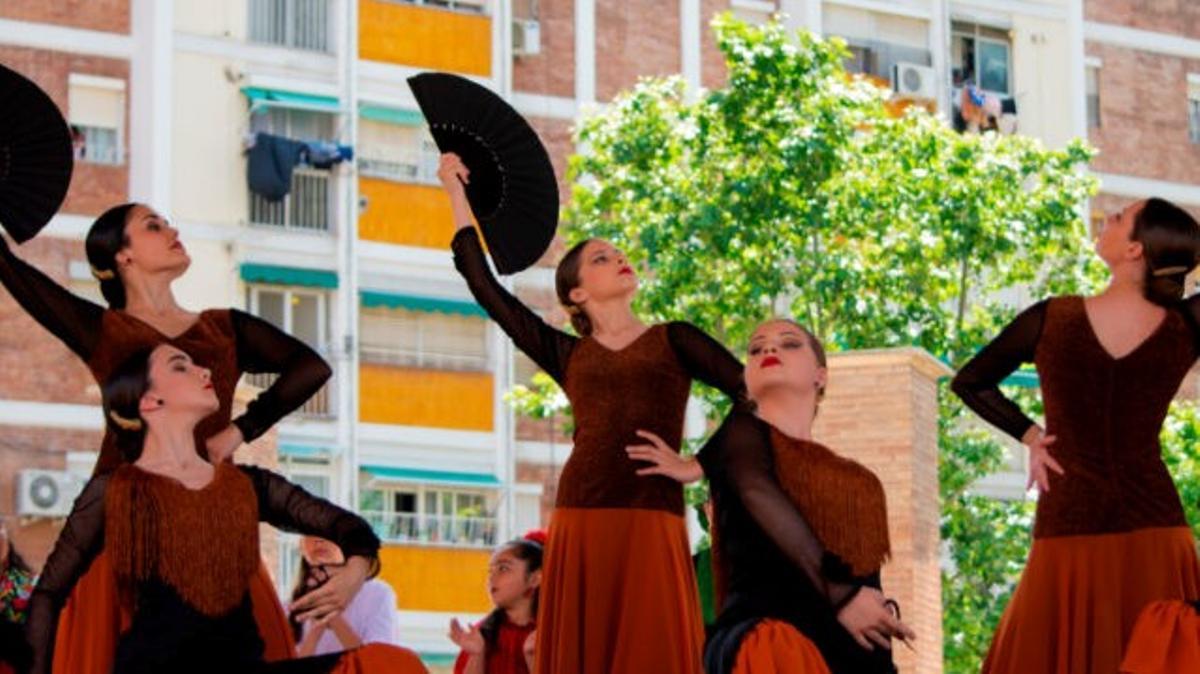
[17,469,85,517]
[513,19,541,57]
[893,62,938,101]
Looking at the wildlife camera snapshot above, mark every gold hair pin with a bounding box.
[563,304,581,316]
[1152,265,1190,277]
[108,410,144,431]
[91,266,116,281]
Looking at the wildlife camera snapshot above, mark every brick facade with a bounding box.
[595,0,683,102]
[0,0,129,35]
[512,0,575,98]
[1086,0,1200,40]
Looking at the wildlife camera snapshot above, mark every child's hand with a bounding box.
[449,617,485,655]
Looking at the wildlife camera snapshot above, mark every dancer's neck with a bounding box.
[754,390,817,441]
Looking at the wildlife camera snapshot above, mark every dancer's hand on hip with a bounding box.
[449,618,485,655]
[837,587,917,651]
[204,424,244,464]
[290,555,370,623]
[1022,425,1063,493]
[625,430,704,484]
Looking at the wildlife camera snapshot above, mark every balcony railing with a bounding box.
[359,346,489,372]
[248,0,330,51]
[362,510,497,547]
[249,169,332,233]
[389,0,488,15]
[244,371,334,418]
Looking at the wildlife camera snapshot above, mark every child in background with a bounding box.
[450,531,545,674]
[292,535,400,656]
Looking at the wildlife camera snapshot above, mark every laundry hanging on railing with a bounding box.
[246,132,354,202]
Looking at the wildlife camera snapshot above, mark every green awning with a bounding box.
[361,290,486,318]
[418,653,458,667]
[242,87,341,114]
[1003,369,1040,388]
[279,443,336,459]
[241,263,338,289]
[360,104,425,126]
[361,465,502,487]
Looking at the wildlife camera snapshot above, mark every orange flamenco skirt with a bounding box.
[535,508,706,674]
[51,549,295,673]
[324,644,428,673]
[732,620,831,674]
[1121,600,1200,674]
[983,526,1200,674]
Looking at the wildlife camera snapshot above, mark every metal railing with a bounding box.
[388,0,488,15]
[249,169,332,233]
[359,346,489,372]
[362,511,497,547]
[244,371,334,418]
[357,155,440,185]
[248,0,330,51]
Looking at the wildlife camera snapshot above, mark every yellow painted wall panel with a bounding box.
[379,545,493,613]
[360,364,494,431]
[358,178,457,248]
[359,0,491,76]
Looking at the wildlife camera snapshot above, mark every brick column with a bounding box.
[231,381,282,585]
[813,347,949,674]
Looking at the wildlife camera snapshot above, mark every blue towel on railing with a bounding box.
[302,141,354,169]
[247,133,306,201]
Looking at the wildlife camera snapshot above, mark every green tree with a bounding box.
[509,13,1114,671]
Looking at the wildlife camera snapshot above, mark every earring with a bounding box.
[157,398,165,406]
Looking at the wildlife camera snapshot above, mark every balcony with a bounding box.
[359,364,493,430]
[362,510,497,548]
[244,371,335,418]
[249,168,332,233]
[359,0,492,76]
[248,0,331,52]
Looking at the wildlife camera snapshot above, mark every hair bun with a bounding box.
[522,529,548,547]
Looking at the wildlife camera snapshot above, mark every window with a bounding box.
[245,286,332,416]
[1189,78,1200,144]
[824,6,932,81]
[249,108,335,232]
[357,120,440,184]
[359,482,498,547]
[360,307,490,371]
[248,0,330,51]
[1087,64,1101,129]
[68,74,124,166]
[390,0,488,14]
[952,21,1011,95]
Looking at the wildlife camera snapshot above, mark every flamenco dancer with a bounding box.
[0,65,328,669]
[0,204,330,668]
[630,318,914,673]
[437,148,746,672]
[952,198,1200,674]
[23,343,426,674]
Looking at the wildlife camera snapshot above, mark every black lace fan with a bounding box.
[0,63,73,243]
[408,72,558,275]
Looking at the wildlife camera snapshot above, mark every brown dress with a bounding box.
[26,463,427,674]
[0,237,331,671]
[953,296,1200,674]
[452,228,744,674]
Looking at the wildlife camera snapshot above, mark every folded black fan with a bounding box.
[408,72,558,275]
[0,63,73,243]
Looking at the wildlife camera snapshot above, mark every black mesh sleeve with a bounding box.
[23,474,109,674]
[451,227,575,383]
[950,300,1047,442]
[699,408,862,608]
[239,466,379,562]
[0,235,103,360]
[665,321,745,400]
[229,309,333,443]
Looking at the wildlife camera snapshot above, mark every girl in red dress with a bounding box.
[450,531,545,674]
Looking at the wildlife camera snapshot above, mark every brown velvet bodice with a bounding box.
[557,325,694,513]
[88,310,239,474]
[1032,296,1192,537]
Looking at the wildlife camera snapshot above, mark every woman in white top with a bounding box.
[294,536,400,656]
